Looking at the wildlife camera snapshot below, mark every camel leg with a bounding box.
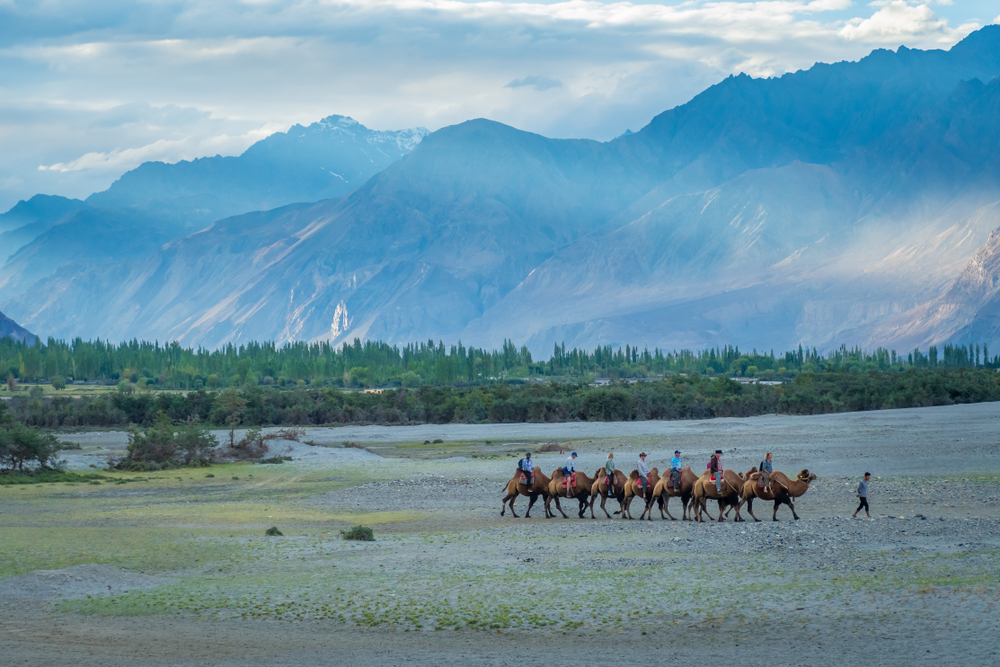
[502,493,520,518]
[716,499,726,522]
[525,492,539,518]
[745,497,760,522]
[700,499,715,521]
[600,493,612,519]
[577,494,588,518]
[772,499,781,521]
[660,496,673,520]
[682,494,692,521]
[553,496,568,518]
[788,498,800,520]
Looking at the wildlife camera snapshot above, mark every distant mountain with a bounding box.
[0,195,87,261]
[0,310,35,344]
[6,27,1000,354]
[0,116,428,300]
[86,115,428,225]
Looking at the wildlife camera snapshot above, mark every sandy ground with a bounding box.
[3,402,1000,666]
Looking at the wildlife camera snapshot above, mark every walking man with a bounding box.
[853,472,872,518]
[637,452,651,498]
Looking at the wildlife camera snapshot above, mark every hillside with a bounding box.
[5,27,1000,353]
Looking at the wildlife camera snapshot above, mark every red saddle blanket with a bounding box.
[561,473,577,488]
[519,473,532,484]
[604,476,613,488]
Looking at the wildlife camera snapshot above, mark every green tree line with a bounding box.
[5,368,999,430]
[2,335,998,390]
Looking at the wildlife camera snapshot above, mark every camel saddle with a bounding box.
[636,473,652,497]
[562,472,577,490]
[604,475,613,488]
[519,473,534,485]
[757,472,770,490]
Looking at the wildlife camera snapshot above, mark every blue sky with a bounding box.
[0,0,996,211]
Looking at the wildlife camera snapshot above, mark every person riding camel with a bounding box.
[604,453,616,494]
[637,452,651,498]
[669,449,682,491]
[758,452,773,493]
[563,452,578,496]
[709,450,723,494]
[519,452,534,486]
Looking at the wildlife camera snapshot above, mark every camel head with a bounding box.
[797,469,817,483]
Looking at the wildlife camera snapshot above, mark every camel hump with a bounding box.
[629,470,640,480]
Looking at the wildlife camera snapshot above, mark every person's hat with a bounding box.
[571,451,578,457]
[674,450,681,454]
[525,452,531,456]
[639,452,647,457]
[715,449,723,454]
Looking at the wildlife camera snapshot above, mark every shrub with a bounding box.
[117,414,217,471]
[432,438,444,444]
[50,376,66,390]
[265,526,283,536]
[341,525,374,541]
[226,427,269,460]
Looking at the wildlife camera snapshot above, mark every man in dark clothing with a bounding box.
[853,472,871,518]
[709,450,723,494]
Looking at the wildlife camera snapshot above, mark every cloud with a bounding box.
[0,0,987,210]
[505,75,563,91]
[840,1,961,42]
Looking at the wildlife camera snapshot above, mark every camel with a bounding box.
[588,468,628,518]
[691,467,754,523]
[641,465,699,520]
[737,469,817,521]
[620,467,660,520]
[546,468,596,518]
[500,467,555,518]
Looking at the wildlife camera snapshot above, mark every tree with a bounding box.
[51,376,66,390]
[5,373,15,392]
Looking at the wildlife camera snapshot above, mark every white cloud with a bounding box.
[0,0,987,210]
[840,1,962,42]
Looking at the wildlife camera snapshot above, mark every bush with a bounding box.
[265,526,283,536]
[341,525,374,541]
[50,376,66,390]
[226,427,269,460]
[0,422,62,472]
[117,414,217,471]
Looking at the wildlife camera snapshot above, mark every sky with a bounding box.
[0,0,997,212]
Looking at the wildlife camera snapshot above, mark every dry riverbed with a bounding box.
[2,402,1000,666]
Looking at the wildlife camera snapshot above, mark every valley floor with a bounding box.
[2,403,1000,666]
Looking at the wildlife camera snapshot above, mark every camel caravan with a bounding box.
[501,449,817,523]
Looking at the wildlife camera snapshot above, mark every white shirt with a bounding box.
[565,455,576,472]
[637,458,650,476]
[521,458,534,473]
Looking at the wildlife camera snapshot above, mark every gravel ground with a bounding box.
[4,402,999,666]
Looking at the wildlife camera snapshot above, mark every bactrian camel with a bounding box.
[692,468,754,522]
[500,467,556,518]
[620,467,660,520]
[546,468,596,519]
[589,468,628,518]
[642,465,699,520]
[737,469,817,521]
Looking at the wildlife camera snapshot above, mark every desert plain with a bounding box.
[2,402,1000,666]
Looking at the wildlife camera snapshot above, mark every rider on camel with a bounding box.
[563,452,578,495]
[669,449,682,491]
[637,452,651,497]
[519,452,534,485]
[604,453,616,494]
[709,450,723,494]
[759,452,773,493]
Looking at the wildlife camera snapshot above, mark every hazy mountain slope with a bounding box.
[0,116,427,302]
[0,195,87,261]
[0,310,35,344]
[5,120,656,345]
[87,116,428,225]
[8,28,1000,352]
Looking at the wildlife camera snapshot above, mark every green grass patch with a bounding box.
[0,470,111,485]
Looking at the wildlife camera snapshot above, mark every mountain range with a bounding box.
[4,27,1000,356]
